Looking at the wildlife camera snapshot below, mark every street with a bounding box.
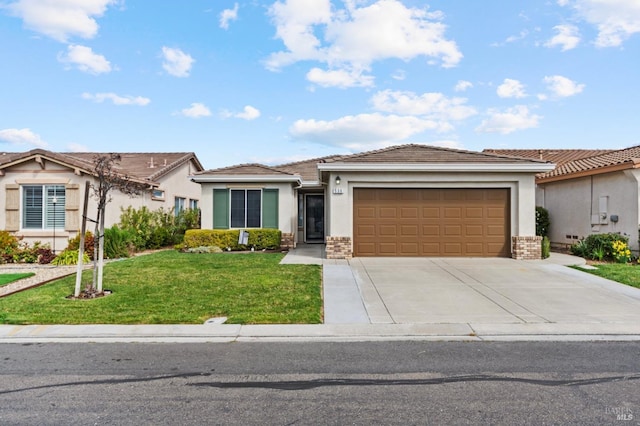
[1,341,639,425]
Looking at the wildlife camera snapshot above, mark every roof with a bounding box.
[482,149,616,166]
[326,144,548,164]
[276,155,343,182]
[0,149,203,184]
[537,145,640,183]
[191,163,301,184]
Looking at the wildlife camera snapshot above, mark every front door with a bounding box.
[305,194,324,242]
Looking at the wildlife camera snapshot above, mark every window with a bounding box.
[212,188,278,230]
[189,199,199,210]
[152,189,165,200]
[174,197,186,216]
[231,189,261,228]
[22,185,65,230]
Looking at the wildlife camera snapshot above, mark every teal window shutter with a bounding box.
[262,189,279,229]
[213,189,229,229]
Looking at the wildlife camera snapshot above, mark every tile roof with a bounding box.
[326,144,547,164]
[195,163,297,176]
[0,149,202,183]
[276,155,343,182]
[538,145,640,181]
[482,149,616,166]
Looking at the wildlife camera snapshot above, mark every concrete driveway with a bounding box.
[345,256,640,325]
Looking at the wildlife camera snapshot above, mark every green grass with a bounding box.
[0,251,322,325]
[0,273,35,287]
[573,263,640,289]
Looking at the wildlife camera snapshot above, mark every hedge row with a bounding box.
[182,229,282,251]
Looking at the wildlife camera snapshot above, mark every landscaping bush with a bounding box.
[0,231,20,264]
[51,249,90,266]
[182,229,282,251]
[119,206,200,250]
[541,236,551,259]
[66,232,96,259]
[570,233,629,261]
[535,206,550,237]
[103,226,134,259]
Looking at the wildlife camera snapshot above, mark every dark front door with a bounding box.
[305,194,324,242]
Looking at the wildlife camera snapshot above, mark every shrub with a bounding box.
[182,229,282,251]
[67,232,96,259]
[103,226,133,259]
[0,231,20,264]
[571,233,629,261]
[119,206,201,250]
[541,236,551,259]
[51,249,91,266]
[535,206,550,237]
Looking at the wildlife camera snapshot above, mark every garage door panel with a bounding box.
[379,224,398,236]
[354,188,510,257]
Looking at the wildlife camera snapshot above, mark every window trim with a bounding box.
[230,189,262,228]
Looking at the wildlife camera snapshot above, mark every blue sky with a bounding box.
[1,0,639,169]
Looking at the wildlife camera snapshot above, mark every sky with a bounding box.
[1,0,639,170]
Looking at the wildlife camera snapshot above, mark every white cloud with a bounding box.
[370,90,477,122]
[497,78,527,98]
[289,113,441,150]
[454,80,473,92]
[475,105,541,134]
[543,75,585,97]
[391,69,406,81]
[0,128,48,148]
[220,3,239,29]
[545,24,581,51]
[67,142,89,152]
[266,0,461,88]
[161,47,194,77]
[560,0,640,47]
[57,44,112,74]
[221,106,261,120]
[306,67,374,88]
[5,0,119,42]
[179,103,211,118]
[82,92,150,106]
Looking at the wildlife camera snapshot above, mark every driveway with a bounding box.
[342,257,640,325]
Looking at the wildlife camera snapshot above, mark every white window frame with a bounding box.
[21,184,65,230]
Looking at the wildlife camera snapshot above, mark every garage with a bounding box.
[353,188,510,257]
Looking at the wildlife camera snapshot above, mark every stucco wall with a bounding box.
[325,171,538,243]
[538,170,640,251]
[198,182,296,234]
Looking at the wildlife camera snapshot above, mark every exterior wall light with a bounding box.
[335,176,341,185]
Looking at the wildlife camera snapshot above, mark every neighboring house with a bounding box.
[0,149,203,251]
[191,144,554,259]
[484,146,640,252]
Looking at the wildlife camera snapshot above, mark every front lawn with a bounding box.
[0,251,322,325]
[0,273,35,287]
[574,263,640,289]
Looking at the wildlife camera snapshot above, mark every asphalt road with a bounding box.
[1,341,639,425]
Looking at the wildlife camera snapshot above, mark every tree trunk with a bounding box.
[97,207,106,293]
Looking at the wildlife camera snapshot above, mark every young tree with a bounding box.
[89,154,149,294]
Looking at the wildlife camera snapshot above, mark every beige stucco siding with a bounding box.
[538,170,640,251]
[325,171,538,246]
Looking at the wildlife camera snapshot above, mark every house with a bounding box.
[484,146,640,252]
[0,149,203,251]
[191,144,554,259]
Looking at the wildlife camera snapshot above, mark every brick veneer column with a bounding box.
[325,236,352,259]
[512,236,542,260]
[280,233,295,250]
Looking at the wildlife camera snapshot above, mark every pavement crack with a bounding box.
[190,374,640,391]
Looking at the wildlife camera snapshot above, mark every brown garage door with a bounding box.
[353,188,510,257]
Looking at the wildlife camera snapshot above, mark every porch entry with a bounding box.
[305,194,324,242]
